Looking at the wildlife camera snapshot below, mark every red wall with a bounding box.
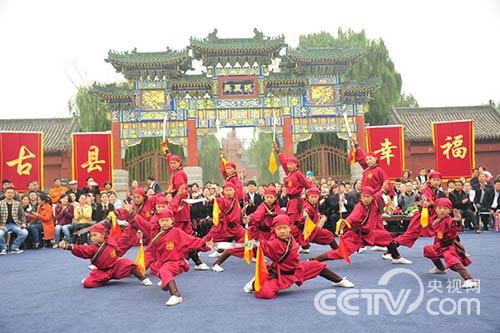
[404,141,500,179]
[42,152,71,191]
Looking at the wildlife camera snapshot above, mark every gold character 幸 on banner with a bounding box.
[374,138,397,166]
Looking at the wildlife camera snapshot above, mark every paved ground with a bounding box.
[1,232,498,333]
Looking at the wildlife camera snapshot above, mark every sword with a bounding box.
[213,239,258,251]
[336,105,353,141]
[163,113,168,143]
[272,108,277,142]
[343,109,353,138]
[215,110,223,149]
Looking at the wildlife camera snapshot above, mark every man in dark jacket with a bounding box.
[244,180,263,215]
[324,183,354,234]
[474,172,494,231]
[449,180,478,231]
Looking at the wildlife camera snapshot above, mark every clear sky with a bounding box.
[0,0,499,120]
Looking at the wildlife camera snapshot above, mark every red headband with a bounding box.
[167,154,182,163]
[361,186,376,196]
[158,208,175,220]
[306,187,321,196]
[435,198,452,210]
[264,187,277,196]
[155,196,168,205]
[133,188,146,197]
[272,215,291,228]
[428,171,442,180]
[90,224,107,235]
[285,156,299,166]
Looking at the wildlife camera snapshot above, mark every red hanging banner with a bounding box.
[432,120,474,179]
[0,132,44,192]
[365,125,405,179]
[72,133,113,189]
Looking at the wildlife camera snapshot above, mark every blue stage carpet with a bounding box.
[1,232,498,333]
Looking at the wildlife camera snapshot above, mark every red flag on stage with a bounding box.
[0,132,43,191]
[72,133,113,189]
[338,235,351,264]
[432,120,474,179]
[253,246,269,292]
[365,125,405,179]
[347,146,356,166]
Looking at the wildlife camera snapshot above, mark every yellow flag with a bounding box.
[335,218,351,236]
[268,150,278,174]
[212,198,220,226]
[243,229,253,264]
[135,239,146,275]
[420,207,429,228]
[303,215,317,240]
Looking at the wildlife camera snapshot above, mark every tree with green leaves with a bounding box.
[300,28,412,126]
[246,130,279,185]
[297,29,418,154]
[71,87,111,132]
[199,135,224,184]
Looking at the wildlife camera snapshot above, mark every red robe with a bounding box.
[248,202,283,240]
[226,202,284,258]
[325,195,394,260]
[299,200,335,246]
[148,227,208,288]
[115,195,160,256]
[423,216,471,268]
[255,237,326,299]
[278,153,313,223]
[130,194,182,268]
[355,148,388,193]
[204,197,245,242]
[396,184,439,248]
[70,237,137,288]
[222,172,244,203]
[166,157,191,225]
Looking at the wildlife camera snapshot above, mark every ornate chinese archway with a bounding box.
[93,29,379,179]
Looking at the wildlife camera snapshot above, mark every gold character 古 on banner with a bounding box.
[440,135,467,159]
[81,145,106,172]
[374,138,397,166]
[6,145,36,175]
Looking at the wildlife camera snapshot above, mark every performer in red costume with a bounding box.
[388,171,444,258]
[312,186,412,265]
[351,137,388,193]
[298,187,338,250]
[243,215,354,299]
[114,187,159,256]
[273,142,313,226]
[219,149,244,203]
[423,198,478,289]
[58,224,152,288]
[148,208,213,306]
[205,182,245,244]
[211,187,284,272]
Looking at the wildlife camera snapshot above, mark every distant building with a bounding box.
[388,104,500,178]
[0,117,79,190]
